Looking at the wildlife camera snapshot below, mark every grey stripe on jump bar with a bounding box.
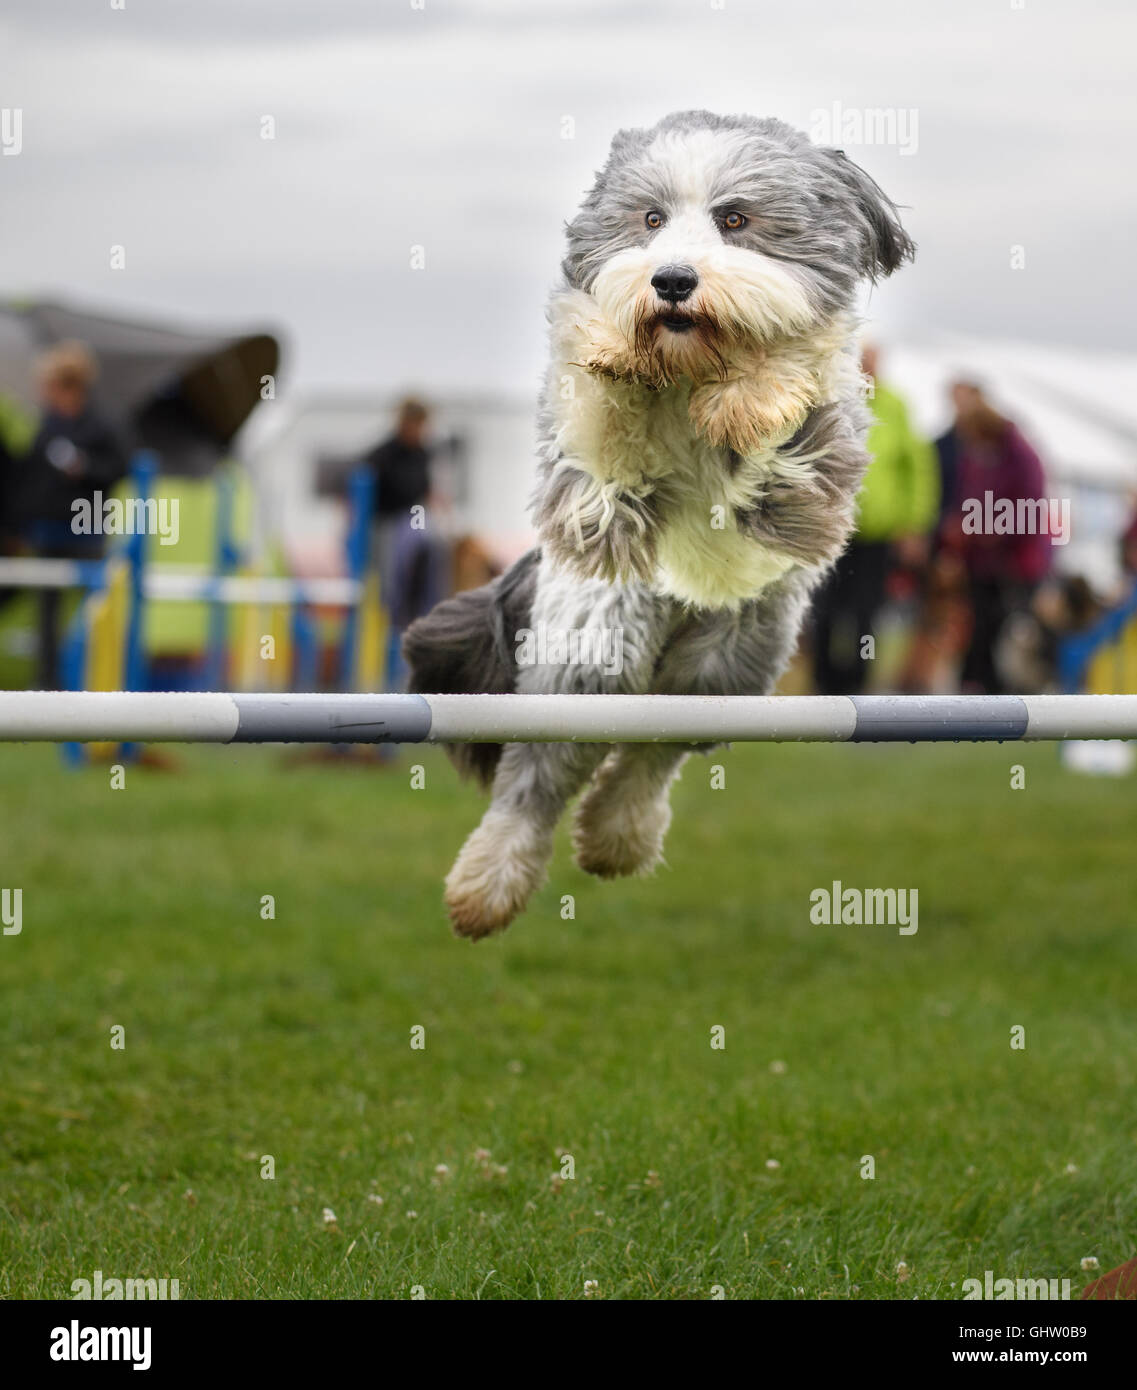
[849,695,1030,742]
[231,694,432,743]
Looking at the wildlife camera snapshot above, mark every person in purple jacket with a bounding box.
[938,381,1052,693]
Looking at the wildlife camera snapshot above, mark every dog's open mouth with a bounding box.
[633,307,727,383]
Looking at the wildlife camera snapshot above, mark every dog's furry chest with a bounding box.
[558,381,796,608]
[643,389,796,607]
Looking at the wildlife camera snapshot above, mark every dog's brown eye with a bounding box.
[645,210,664,230]
[723,211,747,230]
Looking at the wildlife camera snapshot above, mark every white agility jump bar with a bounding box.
[0,558,360,606]
[144,572,361,606]
[0,692,1133,744]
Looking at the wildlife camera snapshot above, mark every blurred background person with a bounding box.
[810,343,939,694]
[0,405,19,610]
[937,381,1051,694]
[362,395,449,634]
[10,342,129,688]
[998,574,1102,693]
[896,379,979,693]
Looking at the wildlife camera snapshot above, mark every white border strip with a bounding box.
[146,574,361,605]
[0,559,360,605]
[0,558,99,589]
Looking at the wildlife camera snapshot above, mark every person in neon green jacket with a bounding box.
[811,344,939,694]
[855,350,940,543]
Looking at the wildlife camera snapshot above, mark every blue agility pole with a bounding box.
[340,464,375,691]
[0,692,1133,745]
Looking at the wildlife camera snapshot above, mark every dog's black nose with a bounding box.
[650,264,698,303]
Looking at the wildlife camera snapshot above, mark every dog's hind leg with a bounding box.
[445,741,608,939]
[572,742,689,879]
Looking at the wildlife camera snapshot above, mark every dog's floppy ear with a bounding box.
[821,148,915,281]
[603,124,651,167]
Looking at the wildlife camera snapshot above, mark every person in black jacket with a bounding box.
[13,342,129,687]
[16,342,128,542]
[363,397,443,631]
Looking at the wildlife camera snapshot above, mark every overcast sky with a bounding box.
[1,0,1133,402]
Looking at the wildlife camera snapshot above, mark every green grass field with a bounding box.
[1,738,1133,1300]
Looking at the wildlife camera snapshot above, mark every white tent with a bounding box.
[246,392,537,576]
[884,336,1137,487]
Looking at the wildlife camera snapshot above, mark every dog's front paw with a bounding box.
[689,373,813,455]
[581,345,639,383]
[569,314,642,384]
[535,466,659,587]
[546,524,658,587]
[444,812,552,939]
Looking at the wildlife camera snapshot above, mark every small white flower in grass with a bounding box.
[896,1261,911,1283]
[322,1206,337,1225]
[434,1164,450,1176]
[406,1210,418,1220]
[472,1147,492,1163]
[765,1159,781,1171]
[769,1059,788,1075]
[1081,1256,1100,1271]
[367,1193,384,1206]
[644,1170,662,1189]
[583,1280,599,1298]
[1065,1163,1079,1176]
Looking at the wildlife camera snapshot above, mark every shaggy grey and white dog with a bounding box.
[404,109,914,939]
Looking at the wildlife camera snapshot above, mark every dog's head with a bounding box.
[563,110,913,384]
